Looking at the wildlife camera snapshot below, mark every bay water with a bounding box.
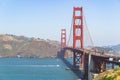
[0,58,80,80]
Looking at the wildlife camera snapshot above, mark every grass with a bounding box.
[94,68,120,80]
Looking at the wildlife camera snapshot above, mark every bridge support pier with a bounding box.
[112,64,114,69]
[94,57,101,73]
[73,51,83,69]
[88,54,95,80]
[87,55,106,80]
[101,61,106,72]
[84,53,89,80]
[94,58,107,73]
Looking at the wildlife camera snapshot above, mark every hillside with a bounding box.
[94,68,120,80]
[110,44,120,52]
[0,34,60,58]
[92,47,113,53]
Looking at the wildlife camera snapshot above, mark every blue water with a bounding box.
[0,58,79,80]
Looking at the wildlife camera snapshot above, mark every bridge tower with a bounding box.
[73,7,84,68]
[61,29,66,49]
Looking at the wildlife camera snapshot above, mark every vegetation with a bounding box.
[94,68,120,80]
[0,34,60,58]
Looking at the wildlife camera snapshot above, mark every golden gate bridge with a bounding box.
[60,7,120,80]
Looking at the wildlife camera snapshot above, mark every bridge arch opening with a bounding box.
[75,28,81,36]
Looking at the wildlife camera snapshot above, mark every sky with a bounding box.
[0,0,120,46]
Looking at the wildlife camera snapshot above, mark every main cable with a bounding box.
[67,14,73,46]
[83,12,94,47]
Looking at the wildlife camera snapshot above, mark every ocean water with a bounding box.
[0,58,79,80]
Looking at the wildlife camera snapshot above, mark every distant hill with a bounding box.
[110,44,120,52]
[91,44,120,56]
[90,44,120,53]
[0,34,60,58]
[92,47,113,53]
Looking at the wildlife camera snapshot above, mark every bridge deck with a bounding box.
[64,47,120,66]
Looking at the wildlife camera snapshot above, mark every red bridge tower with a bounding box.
[73,7,84,67]
[61,29,66,48]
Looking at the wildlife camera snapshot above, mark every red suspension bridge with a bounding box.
[60,7,120,80]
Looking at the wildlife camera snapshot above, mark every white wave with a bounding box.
[0,65,60,67]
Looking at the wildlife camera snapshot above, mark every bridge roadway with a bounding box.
[62,47,120,80]
[60,7,120,80]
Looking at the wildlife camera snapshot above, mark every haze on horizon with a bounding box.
[0,0,120,46]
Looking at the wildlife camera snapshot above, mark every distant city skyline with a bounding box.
[0,0,120,46]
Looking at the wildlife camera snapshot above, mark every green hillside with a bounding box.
[94,68,120,80]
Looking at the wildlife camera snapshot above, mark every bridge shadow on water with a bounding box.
[57,49,85,80]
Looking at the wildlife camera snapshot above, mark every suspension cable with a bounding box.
[67,11,95,48]
[67,14,73,46]
[83,12,94,47]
